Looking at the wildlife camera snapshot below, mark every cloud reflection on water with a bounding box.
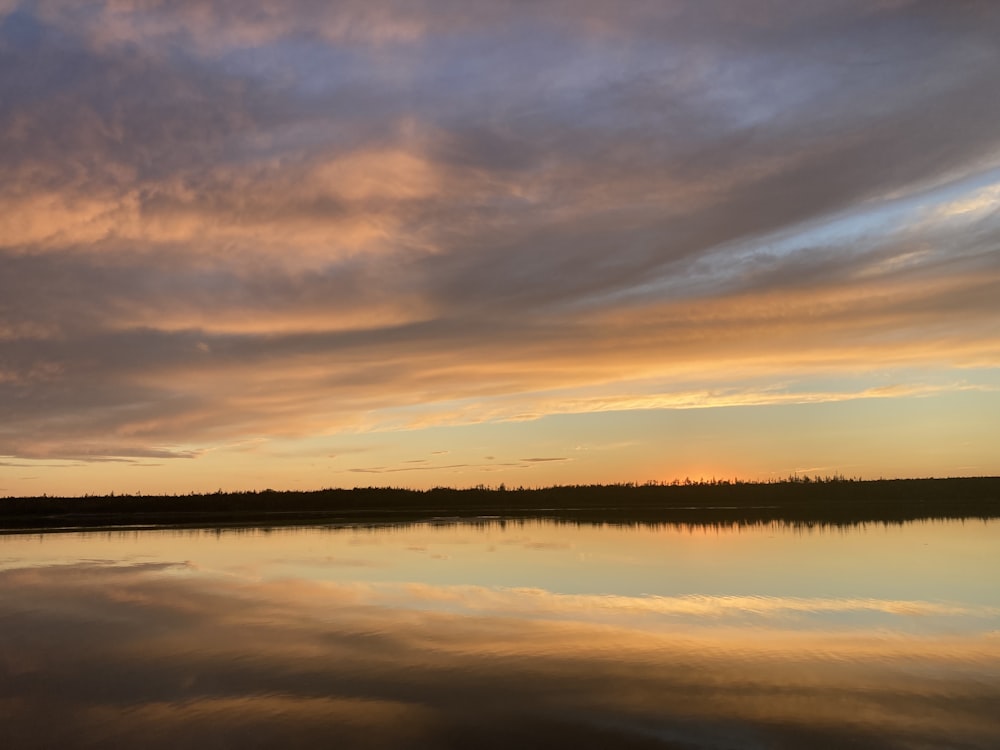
[1,560,998,749]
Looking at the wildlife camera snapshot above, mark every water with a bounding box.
[2,518,998,748]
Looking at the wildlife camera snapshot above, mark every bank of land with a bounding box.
[2,477,999,533]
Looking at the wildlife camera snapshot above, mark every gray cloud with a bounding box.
[2,1,999,461]
[348,460,525,475]
[350,463,471,474]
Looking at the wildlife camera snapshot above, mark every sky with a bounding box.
[1,0,999,497]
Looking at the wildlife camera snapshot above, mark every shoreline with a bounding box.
[3,476,999,533]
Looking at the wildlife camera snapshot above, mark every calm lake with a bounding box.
[2,518,999,749]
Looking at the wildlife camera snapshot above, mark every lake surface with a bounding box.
[2,518,998,748]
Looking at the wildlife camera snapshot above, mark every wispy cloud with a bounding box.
[1,1,998,471]
[348,460,524,474]
[349,463,473,474]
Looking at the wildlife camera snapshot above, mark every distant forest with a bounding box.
[2,476,999,532]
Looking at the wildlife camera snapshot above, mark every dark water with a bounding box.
[2,519,998,748]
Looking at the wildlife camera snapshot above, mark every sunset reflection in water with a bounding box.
[1,519,998,749]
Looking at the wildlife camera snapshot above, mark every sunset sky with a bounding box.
[2,0,999,497]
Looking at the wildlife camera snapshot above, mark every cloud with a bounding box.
[349,463,473,474]
[1,1,999,462]
[347,460,526,474]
